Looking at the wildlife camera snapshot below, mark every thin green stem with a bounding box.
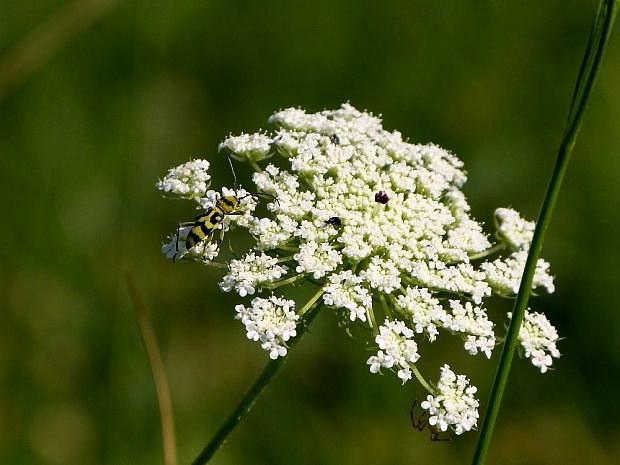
[379,294,394,320]
[127,275,178,465]
[471,2,619,465]
[250,161,263,173]
[367,305,378,333]
[263,273,307,289]
[191,286,325,465]
[411,364,435,395]
[203,261,228,269]
[298,286,326,316]
[467,243,505,261]
[275,244,300,252]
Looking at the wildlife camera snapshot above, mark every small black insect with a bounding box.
[330,134,340,145]
[324,216,342,226]
[375,190,389,204]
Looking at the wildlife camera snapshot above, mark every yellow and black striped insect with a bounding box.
[173,155,277,261]
[180,196,240,254]
[174,191,276,262]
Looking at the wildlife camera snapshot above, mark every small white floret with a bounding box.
[443,300,495,358]
[219,133,274,162]
[510,310,561,373]
[156,159,211,199]
[366,319,420,383]
[220,252,288,297]
[495,207,535,251]
[323,271,372,322]
[420,365,479,435]
[235,296,299,359]
[481,251,555,296]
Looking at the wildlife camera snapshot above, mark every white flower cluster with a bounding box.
[156,159,211,198]
[495,207,535,250]
[219,133,274,162]
[444,300,496,358]
[323,271,373,322]
[221,252,288,297]
[159,104,562,436]
[294,241,343,279]
[421,365,479,435]
[235,296,299,359]
[511,310,561,373]
[367,320,420,383]
[161,227,221,262]
[396,287,447,342]
[482,250,554,296]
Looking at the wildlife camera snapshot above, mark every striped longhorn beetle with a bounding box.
[173,156,276,262]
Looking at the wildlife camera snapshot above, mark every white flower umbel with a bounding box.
[481,250,555,296]
[294,241,343,279]
[235,296,299,359]
[495,207,535,251]
[444,301,496,358]
[156,159,211,199]
[219,133,274,162]
[323,271,372,322]
[221,252,288,297]
[159,104,561,434]
[510,310,561,373]
[396,287,448,342]
[421,365,480,435]
[359,256,402,293]
[367,320,420,383]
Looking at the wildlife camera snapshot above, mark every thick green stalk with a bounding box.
[191,287,325,465]
[471,2,619,465]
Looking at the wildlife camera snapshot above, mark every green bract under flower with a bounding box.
[158,104,560,437]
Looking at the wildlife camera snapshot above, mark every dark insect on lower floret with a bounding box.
[410,398,451,442]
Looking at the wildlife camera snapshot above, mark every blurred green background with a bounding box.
[1,1,619,464]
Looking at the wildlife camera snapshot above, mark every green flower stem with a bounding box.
[249,161,263,172]
[190,287,325,465]
[379,294,393,320]
[367,305,378,332]
[471,2,619,465]
[203,261,228,269]
[298,285,326,316]
[264,273,307,289]
[276,244,300,252]
[468,243,505,261]
[411,364,435,395]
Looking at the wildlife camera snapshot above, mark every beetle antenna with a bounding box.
[225,153,239,191]
[238,191,279,206]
